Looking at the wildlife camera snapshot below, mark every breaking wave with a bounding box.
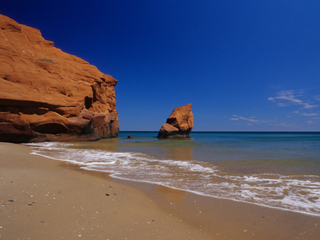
[26,142,320,217]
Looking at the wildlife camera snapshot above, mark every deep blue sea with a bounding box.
[26,132,320,216]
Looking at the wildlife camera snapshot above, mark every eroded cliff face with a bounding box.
[0,15,119,142]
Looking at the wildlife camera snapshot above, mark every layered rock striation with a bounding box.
[0,15,119,142]
[158,104,193,138]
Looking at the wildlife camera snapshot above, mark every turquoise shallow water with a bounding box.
[26,131,320,216]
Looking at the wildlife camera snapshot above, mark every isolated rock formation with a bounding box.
[158,104,193,138]
[0,14,119,142]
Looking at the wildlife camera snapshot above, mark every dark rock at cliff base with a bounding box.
[0,14,119,143]
[157,104,194,138]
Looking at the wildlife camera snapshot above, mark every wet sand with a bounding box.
[1,142,319,239]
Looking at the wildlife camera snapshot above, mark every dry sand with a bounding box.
[1,142,319,240]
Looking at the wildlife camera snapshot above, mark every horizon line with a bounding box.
[119,130,320,133]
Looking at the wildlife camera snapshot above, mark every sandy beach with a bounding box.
[1,142,319,240]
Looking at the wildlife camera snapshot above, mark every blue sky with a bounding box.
[2,0,320,131]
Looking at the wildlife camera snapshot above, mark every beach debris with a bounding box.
[8,199,15,202]
[105,193,110,196]
[157,104,193,138]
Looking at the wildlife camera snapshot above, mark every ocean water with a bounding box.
[26,132,320,216]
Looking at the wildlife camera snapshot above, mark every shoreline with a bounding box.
[107,174,320,218]
[1,142,319,239]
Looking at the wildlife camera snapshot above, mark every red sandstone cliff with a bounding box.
[0,15,119,142]
[158,104,194,138]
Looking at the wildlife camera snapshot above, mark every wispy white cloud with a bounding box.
[230,117,239,121]
[230,115,267,124]
[231,89,319,129]
[306,120,314,125]
[268,90,318,109]
[270,122,299,128]
[315,95,320,101]
[230,115,299,128]
[292,111,318,117]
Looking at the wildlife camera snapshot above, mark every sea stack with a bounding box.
[0,15,119,142]
[157,104,193,138]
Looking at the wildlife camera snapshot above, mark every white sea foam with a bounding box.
[25,142,320,217]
